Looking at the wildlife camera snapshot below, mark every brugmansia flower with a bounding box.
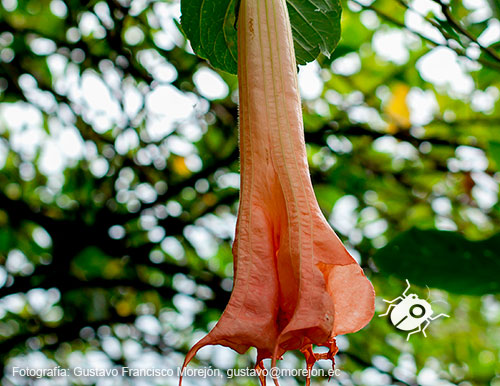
[181,0,375,384]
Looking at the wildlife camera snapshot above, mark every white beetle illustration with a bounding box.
[379,279,449,341]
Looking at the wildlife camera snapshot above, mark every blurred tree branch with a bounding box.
[351,0,500,72]
[432,0,500,64]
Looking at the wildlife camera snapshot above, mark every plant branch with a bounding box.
[350,0,500,72]
[433,0,500,63]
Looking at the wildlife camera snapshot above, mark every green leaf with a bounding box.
[434,18,461,41]
[287,0,342,65]
[373,228,500,295]
[71,246,114,280]
[489,141,500,170]
[180,0,239,74]
[180,0,342,74]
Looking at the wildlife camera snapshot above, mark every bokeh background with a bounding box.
[0,0,500,385]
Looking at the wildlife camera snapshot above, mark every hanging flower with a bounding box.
[181,0,375,384]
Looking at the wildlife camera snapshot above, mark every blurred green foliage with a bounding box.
[373,228,500,295]
[0,0,499,385]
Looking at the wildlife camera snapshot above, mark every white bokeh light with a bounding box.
[372,28,409,64]
[416,47,475,96]
[298,61,323,100]
[193,67,229,100]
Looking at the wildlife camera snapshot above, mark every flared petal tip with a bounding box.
[179,335,214,386]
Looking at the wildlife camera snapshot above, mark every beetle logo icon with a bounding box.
[379,279,449,341]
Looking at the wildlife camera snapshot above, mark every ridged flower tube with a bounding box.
[181,0,375,384]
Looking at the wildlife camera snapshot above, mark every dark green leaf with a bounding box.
[434,18,461,41]
[180,0,239,74]
[286,0,342,65]
[180,0,342,74]
[71,246,113,280]
[373,228,500,295]
[489,141,500,170]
